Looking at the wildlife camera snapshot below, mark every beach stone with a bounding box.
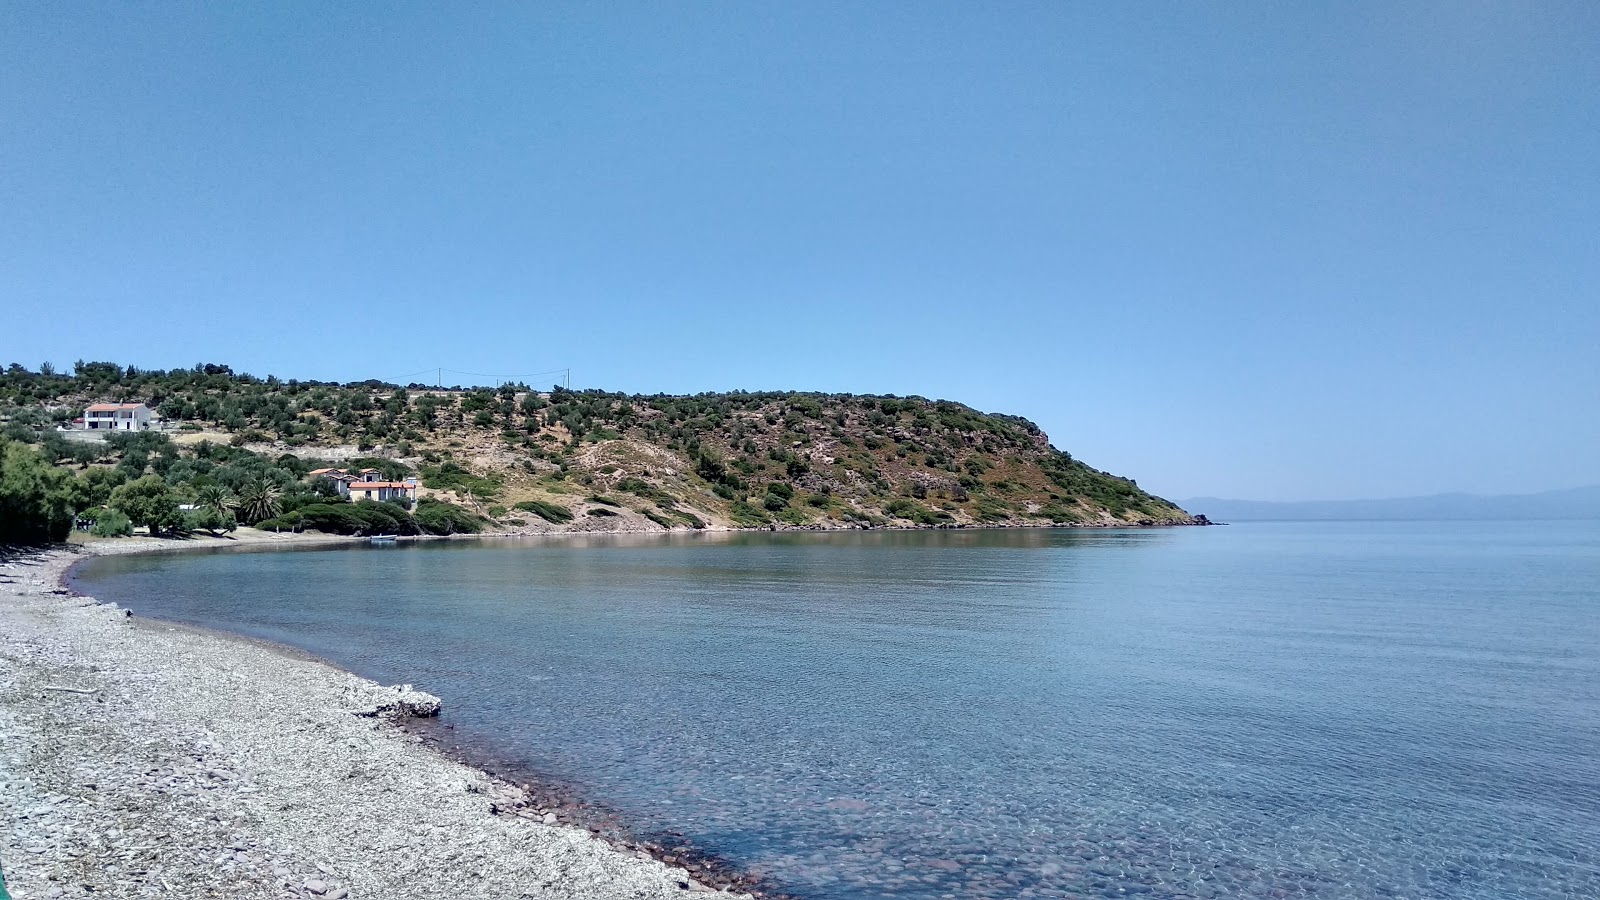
[304,878,329,894]
[355,684,442,718]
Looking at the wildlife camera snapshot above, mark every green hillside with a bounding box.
[0,362,1197,540]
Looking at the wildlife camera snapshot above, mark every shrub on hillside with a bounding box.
[885,497,952,526]
[413,499,484,535]
[728,500,768,527]
[513,499,572,523]
[420,461,503,500]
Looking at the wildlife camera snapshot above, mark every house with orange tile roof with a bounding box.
[346,478,420,505]
[82,402,152,431]
[308,467,357,497]
[311,467,418,506]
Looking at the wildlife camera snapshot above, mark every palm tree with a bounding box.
[191,483,239,535]
[237,481,282,525]
[195,484,237,517]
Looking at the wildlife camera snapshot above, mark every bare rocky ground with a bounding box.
[0,546,744,900]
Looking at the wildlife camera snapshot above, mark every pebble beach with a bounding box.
[0,543,746,900]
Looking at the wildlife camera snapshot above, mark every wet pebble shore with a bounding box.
[0,547,747,900]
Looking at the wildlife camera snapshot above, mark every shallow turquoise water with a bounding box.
[76,522,1600,899]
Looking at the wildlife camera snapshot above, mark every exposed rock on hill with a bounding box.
[1,363,1198,531]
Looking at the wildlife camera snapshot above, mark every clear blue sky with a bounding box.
[3,3,1595,502]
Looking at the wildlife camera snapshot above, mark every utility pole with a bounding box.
[437,367,442,389]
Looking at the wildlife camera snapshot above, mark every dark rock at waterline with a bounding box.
[355,683,442,718]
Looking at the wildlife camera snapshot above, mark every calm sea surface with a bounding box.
[75,522,1600,900]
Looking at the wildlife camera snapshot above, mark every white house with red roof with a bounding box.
[81,402,152,431]
[310,467,419,506]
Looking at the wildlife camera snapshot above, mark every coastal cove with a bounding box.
[0,546,734,900]
[68,521,1600,900]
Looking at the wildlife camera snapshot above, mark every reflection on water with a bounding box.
[77,522,1600,899]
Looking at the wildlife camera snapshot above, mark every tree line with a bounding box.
[0,429,484,545]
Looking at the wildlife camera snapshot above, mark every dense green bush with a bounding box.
[287,503,366,535]
[109,475,181,536]
[413,499,484,534]
[884,497,951,526]
[512,499,572,523]
[288,501,426,536]
[0,439,78,543]
[420,461,503,499]
[728,500,768,527]
[253,512,301,532]
[1036,503,1081,523]
[90,508,134,537]
[615,477,671,503]
[185,507,237,535]
[973,499,1013,522]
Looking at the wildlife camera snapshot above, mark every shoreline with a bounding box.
[69,511,1206,559]
[13,519,1197,898]
[65,541,786,898]
[0,544,759,900]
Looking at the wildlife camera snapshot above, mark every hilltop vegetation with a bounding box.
[0,361,1195,542]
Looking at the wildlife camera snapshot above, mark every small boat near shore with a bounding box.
[368,535,397,546]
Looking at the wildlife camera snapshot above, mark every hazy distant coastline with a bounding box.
[1181,485,1600,522]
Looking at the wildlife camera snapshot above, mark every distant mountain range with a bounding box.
[1180,485,1600,522]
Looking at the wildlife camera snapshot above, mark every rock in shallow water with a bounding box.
[355,683,442,718]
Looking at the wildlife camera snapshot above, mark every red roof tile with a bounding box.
[86,403,148,412]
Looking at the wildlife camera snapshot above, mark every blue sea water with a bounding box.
[74,522,1600,900]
